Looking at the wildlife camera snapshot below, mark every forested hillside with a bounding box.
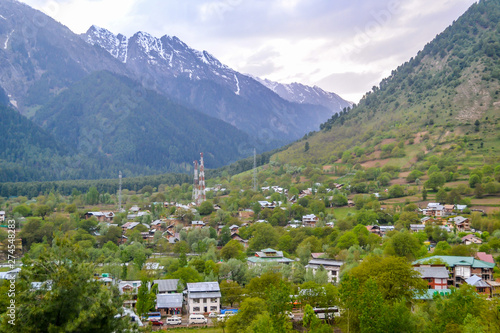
[33,71,254,173]
[274,0,500,166]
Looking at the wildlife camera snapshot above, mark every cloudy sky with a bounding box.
[20,0,477,102]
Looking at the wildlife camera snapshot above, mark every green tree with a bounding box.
[266,281,293,333]
[226,297,267,333]
[359,279,387,333]
[384,231,421,260]
[220,280,243,307]
[12,204,31,217]
[248,223,279,251]
[198,200,214,215]
[221,240,245,261]
[349,255,427,303]
[388,184,405,198]
[3,237,131,332]
[469,174,481,189]
[422,187,428,201]
[436,189,448,203]
[425,172,446,191]
[337,231,359,249]
[86,186,99,205]
[136,279,155,317]
[431,284,486,332]
[339,274,361,333]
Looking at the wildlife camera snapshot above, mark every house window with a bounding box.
[211,298,218,303]
[193,299,200,304]
[193,307,200,312]
[203,298,207,303]
[210,306,217,312]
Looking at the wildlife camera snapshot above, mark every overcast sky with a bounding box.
[20,0,477,102]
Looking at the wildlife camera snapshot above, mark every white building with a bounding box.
[186,282,221,314]
[0,211,5,222]
[305,259,344,283]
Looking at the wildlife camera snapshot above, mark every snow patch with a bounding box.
[234,74,240,95]
[4,30,14,49]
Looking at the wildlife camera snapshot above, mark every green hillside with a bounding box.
[274,0,500,168]
[33,71,254,173]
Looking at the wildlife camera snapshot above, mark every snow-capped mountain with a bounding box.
[84,25,242,95]
[254,77,352,113]
[82,26,343,143]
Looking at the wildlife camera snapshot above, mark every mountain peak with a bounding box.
[253,76,352,112]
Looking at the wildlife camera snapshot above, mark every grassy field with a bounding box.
[331,207,356,219]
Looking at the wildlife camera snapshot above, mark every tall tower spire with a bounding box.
[199,152,206,204]
[193,160,199,204]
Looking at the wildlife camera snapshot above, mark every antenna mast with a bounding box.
[199,152,206,204]
[193,160,199,204]
[118,171,122,212]
[253,148,257,191]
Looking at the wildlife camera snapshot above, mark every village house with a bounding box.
[461,234,483,245]
[366,225,381,236]
[410,224,426,233]
[476,252,494,264]
[247,248,294,267]
[121,222,140,232]
[258,201,280,209]
[229,224,239,233]
[423,203,446,217]
[231,233,248,248]
[157,293,183,316]
[302,214,319,227]
[449,216,470,231]
[413,256,495,288]
[191,220,206,228]
[153,279,180,294]
[414,266,449,290]
[118,280,142,308]
[465,275,491,296]
[287,219,303,228]
[305,258,344,283]
[0,210,5,222]
[186,282,221,314]
[151,220,166,231]
[84,211,115,223]
[379,225,395,234]
[443,204,455,215]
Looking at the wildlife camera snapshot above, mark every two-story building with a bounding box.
[153,279,182,316]
[247,248,294,267]
[186,282,221,314]
[449,216,470,231]
[413,266,449,290]
[413,256,495,288]
[302,214,319,227]
[305,259,344,283]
